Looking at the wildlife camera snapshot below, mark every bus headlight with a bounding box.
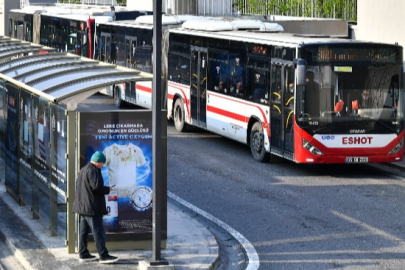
[303,139,324,155]
[388,139,404,154]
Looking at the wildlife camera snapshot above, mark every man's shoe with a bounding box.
[79,253,97,262]
[99,255,119,264]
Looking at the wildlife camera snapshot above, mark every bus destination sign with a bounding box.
[309,46,400,63]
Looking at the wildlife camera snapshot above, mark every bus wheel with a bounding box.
[114,88,123,108]
[174,98,186,132]
[250,122,269,162]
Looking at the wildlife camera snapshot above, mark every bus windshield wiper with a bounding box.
[313,124,335,133]
[375,120,396,132]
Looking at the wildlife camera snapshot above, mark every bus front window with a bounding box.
[299,64,403,133]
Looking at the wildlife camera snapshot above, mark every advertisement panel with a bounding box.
[32,95,51,224]
[18,89,34,207]
[5,83,19,198]
[79,111,153,235]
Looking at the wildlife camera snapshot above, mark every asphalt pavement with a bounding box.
[1,158,405,270]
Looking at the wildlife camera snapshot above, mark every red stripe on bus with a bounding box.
[208,92,269,136]
[137,84,152,93]
[207,105,247,123]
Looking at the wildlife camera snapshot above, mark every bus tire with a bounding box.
[174,98,186,132]
[250,122,269,162]
[114,87,123,108]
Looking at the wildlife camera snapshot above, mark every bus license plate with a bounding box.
[346,157,368,163]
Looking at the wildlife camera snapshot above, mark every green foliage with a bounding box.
[116,0,126,5]
[233,0,357,21]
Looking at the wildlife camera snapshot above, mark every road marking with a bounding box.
[168,191,260,270]
[332,211,401,241]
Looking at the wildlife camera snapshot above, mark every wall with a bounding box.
[357,0,404,47]
[127,0,152,11]
[0,0,20,36]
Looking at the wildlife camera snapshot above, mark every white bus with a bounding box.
[165,18,404,163]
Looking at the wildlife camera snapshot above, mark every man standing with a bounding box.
[72,151,119,264]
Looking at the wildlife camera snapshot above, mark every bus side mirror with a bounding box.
[296,59,307,86]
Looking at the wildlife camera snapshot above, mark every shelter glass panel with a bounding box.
[50,104,67,238]
[18,89,34,207]
[5,83,19,198]
[0,79,5,181]
[32,95,51,228]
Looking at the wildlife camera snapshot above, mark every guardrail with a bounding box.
[56,0,121,5]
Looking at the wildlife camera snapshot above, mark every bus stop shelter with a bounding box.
[0,36,167,254]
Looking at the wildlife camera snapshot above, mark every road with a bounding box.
[167,122,405,270]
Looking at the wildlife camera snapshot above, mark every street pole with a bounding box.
[139,0,172,268]
[152,0,163,262]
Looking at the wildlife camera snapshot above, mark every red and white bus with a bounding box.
[165,19,404,163]
[9,5,150,59]
[10,9,404,163]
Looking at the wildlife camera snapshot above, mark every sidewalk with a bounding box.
[0,180,219,270]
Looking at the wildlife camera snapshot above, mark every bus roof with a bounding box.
[181,19,283,32]
[10,4,134,19]
[169,21,400,48]
[101,14,204,29]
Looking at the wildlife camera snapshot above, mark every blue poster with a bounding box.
[79,111,153,234]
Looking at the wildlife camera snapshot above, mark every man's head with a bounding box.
[362,89,370,100]
[306,71,315,82]
[90,151,106,169]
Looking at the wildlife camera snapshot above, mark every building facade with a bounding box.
[357,0,404,48]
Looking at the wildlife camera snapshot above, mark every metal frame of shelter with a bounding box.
[0,36,155,253]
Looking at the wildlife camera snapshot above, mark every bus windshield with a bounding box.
[297,62,404,134]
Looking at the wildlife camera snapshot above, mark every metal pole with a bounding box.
[152,0,163,263]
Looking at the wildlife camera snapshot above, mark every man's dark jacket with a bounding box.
[72,162,110,216]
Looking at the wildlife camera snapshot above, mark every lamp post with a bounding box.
[139,0,173,268]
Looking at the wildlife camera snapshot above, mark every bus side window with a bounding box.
[208,50,229,94]
[229,53,244,93]
[168,55,179,82]
[169,55,190,85]
[247,58,269,104]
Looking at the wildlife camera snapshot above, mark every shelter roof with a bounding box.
[0,36,152,110]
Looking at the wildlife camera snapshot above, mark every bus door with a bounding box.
[190,46,207,129]
[100,32,112,63]
[125,36,137,69]
[77,22,89,58]
[14,20,24,40]
[270,61,295,158]
[48,25,56,48]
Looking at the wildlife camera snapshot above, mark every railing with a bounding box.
[53,0,357,21]
[56,0,121,5]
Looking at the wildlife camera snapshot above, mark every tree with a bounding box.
[233,0,357,21]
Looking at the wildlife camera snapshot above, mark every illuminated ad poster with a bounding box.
[5,83,19,195]
[79,111,153,234]
[18,90,34,206]
[32,95,51,222]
